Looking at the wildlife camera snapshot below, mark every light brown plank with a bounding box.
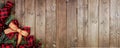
[87,0,99,47]
[98,0,110,47]
[110,0,120,47]
[15,0,24,25]
[35,0,45,42]
[56,0,67,48]
[67,0,77,48]
[24,0,35,35]
[77,0,88,47]
[118,0,120,47]
[45,0,56,48]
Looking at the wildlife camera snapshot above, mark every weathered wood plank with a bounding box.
[35,0,45,42]
[67,0,77,48]
[45,0,56,48]
[110,0,120,47]
[87,0,99,47]
[15,0,24,25]
[118,0,120,47]
[98,0,110,47]
[78,0,88,47]
[24,0,35,35]
[56,0,67,48]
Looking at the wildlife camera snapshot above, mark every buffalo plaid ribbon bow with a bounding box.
[4,20,30,46]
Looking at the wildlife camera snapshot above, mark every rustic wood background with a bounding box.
[2,0,120,48]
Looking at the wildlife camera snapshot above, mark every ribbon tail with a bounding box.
[17,34,22,45]
[21,31,29,37]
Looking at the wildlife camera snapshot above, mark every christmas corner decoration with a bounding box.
[0,1,44,48]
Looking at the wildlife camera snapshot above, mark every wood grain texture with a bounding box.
[87,0,99,47]
[67,0,77,48]
[98,0,110,47]
[45,0,56,48]
[78,0,88,47]
[110,0,120,47]
[15,0,24,25]
[56,0,67,48]
[12,0,120,48]
[24,0,35,35]
[35,0,45,42]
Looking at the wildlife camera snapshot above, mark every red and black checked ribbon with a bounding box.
[0,1,14,32]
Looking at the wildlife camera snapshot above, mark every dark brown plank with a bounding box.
[56,0,67,48]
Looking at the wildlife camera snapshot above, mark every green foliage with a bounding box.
[35,39,44,48]
[0,1,4,8]
[5,15,14,25]
[0,32,8,44]
[41,43,45,48]
[4,36,16,47]
[20,37,27,45]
